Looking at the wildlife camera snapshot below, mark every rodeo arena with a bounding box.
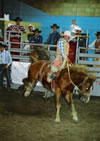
[0,0,100,141]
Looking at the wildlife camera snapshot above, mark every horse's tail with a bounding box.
[30,51,38,62]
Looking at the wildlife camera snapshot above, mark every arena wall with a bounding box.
[1,0,100,42]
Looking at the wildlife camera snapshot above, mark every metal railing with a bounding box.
[76,47,100,77]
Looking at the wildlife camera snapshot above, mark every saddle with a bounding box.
[49,61,72,92]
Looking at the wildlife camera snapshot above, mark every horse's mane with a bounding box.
[61,64,96,81]
[69,64,88,74]
[62,64,88,75]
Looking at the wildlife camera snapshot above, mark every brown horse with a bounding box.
[23,59,96,122]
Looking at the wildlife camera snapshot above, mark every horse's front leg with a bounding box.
[55,87,61,122]
[71,100,78,122]
[65,92,78,122]
[24,80,35,97]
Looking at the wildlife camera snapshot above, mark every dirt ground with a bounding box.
[0,88,100,141]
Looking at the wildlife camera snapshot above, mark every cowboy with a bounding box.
[70,20,83,35]
[7,17,26,61]
[47,31,71,82]
[70,19,77,33]
[30,28,43,44]
[89,32,100,62]
[75,26,83,36]
[89,32,100,50]
[7,17,26,32]
[27,24,35,42]
[0,43,12,88]
[46,24,61,45]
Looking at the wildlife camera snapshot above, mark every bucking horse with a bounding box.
[23,53,96,122]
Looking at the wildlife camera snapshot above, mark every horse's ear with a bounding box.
[88,74,96,83]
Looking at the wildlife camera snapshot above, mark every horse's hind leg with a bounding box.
[55,88,61,122]
[65,92,78,122]
[24,80,35,97]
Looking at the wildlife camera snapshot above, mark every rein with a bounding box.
[66,60,88,93]
[78,76,89,87]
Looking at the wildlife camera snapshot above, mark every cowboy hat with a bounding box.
[74,26,83,32]
[62,31,71,37]
[14,17,22,21]
[28,24,35,30]
[51,24,59,29]
[28,24,35,28]
[95,32,100,36]
[34,28,41,33]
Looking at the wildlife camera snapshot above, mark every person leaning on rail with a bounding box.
[30,28,43,44]
[0,43,12,88]
[27,24,35,42]
[45,24,61,46]
[47,31,71,82]
[89,31,100,62]
[7,17,26,33]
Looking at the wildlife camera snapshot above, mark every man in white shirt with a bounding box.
[0,43,12,88]
[89,32,100,63]
[89,32,100,50]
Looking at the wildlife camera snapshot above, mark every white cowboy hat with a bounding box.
[28,24,35,29]
[62,31,71,37]
[75,26,83,32]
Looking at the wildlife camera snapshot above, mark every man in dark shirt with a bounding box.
[46,24,61,45]
[27,24,34,42]
[30,29,43,44]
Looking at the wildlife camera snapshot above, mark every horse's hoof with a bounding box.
[73,116,78,122]
[55,118,60,123]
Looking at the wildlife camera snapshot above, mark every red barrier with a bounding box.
[68,41,77,64]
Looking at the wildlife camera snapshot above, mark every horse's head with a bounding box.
[79,74,96,103]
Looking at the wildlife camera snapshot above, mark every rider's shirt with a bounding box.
[56,38,69,58]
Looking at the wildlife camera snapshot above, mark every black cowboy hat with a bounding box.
[51,24,59,29]
[14,17,22,21]
[34,28,41,33]
[95,32,100,36]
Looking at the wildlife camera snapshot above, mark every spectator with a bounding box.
[89,31,100,62]
[70,20,83,36]
[89,32,100,50]
[27,24,35,42]
[46,24,61,45]
[7,17,26,33]
[0,43,12,88]
[7,17,26,61]
[70,19,77,33]
[69,26,83,42]
[75,26,83,35]
[30,29,43,44]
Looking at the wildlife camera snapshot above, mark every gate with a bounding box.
[75,46,100,96]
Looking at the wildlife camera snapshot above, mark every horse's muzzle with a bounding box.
[80,95,90,103]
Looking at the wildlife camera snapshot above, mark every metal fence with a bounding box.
[76,47,100,78]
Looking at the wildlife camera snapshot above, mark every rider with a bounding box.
[47,31,71,82]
